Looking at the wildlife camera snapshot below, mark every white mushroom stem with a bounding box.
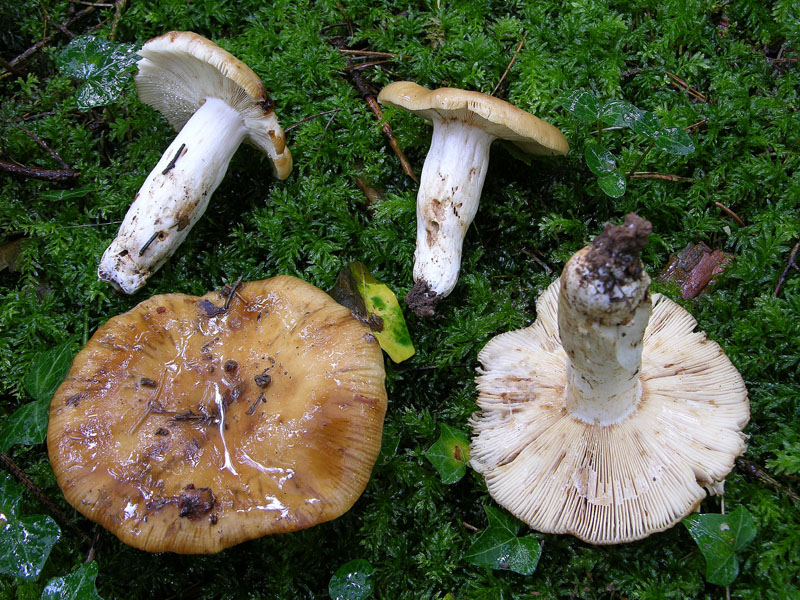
[412,119,494,297]
[558,245,652,426]
[98,97,247,294]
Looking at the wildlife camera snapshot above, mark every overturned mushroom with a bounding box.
[48,276,386,553]
[98,31,292,294]
[470,214,749,544]
[377,82,569,317]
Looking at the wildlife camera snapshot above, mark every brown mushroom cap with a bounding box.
[48,276,387,553]
[135,31,292,179]
[377,81,569,156]
[470,279,749,544]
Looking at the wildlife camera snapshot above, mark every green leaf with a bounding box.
[654,126,696,155]
[464,506,542,576]
[328,559,374,600]
[560,90,600,122]
[56,36,138,110]
[41,561,103,600]
[683,507,757,586]
[0,399,49,453]
[596,170,627,197]
[0,474,24,518]
[23,341,74,403]
[0,514,61,580]
[424,424,470,484]
[584,143,617,175]
[599,99,641,128]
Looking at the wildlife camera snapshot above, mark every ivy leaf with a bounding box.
[0,399,50,453]
[23,341,74,403]
[596,170,627,198]
[424,424,470,484]
[56,35,138,110]
[329,262,415,363]
[328,559,374,600]
[41,561,103,600]
[560,90,600,123]
[654,127,696,155]
[0,474,23,518]
[683,507,757,586]
[629,110,662,138]
[584,143,617,175]
[599,100,642,128]
[0,514,61,580]
[464,506,542,576]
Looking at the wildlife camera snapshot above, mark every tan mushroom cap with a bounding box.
[135,31,292,179]
[470,279,749,544]
[48,276,387,553]
[377,81,569,156]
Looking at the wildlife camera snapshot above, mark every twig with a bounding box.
[685,118,708,131]
[0,159,78,182]
[0,452,92,542]
[630,172,694,182]
[346,68,418,182]
[343,60,394,71]
[84,527,102,563]
[736,458,800,504]
[626,140,656,177]
[714,201,746,227]
[491,35,526,97]
[285,108,341,132]
[774,240,800,297]
[338,48,408,59]
[221,276,243,311]
[462,521,479,532]
[665,70,707,102]
[0,56,25,78]
[109,0,127,41]
[14,122,71,169]
[353,175,383,212]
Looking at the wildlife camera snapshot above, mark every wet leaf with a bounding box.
[0,238,23,273]
[464,506,542,575]
[0,513,61,580]
[684,506,756,586]
[329,559,374,600]
[425,424,470,484]
[560,90,600,123]
[41,561,103,600]
[0,474,23,518]
[596,170,627,197]
[346,262,415,363]
[629,110,661,137]
[599,99,642,128]
[584,143,617,175]
[655,126,696,155]
[0,399,49,453]
[23,341,74,403]
[57,36,138,110]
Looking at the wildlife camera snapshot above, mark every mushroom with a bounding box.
[98,31,292,294]
[377,81,569,317]
[48,276,386,553]
[470,214,749,544]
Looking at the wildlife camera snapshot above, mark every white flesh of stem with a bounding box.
[413,119,495,297]
[98,97,247,293]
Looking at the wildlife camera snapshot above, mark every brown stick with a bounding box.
[665,70,707,102]
[714,201,746,227]
[685,118,709,131]
[630,171,693,182]
[285,109,341,132]
[14,123,71,169]
[0,452,92,542]
[774,240,800,297]
[109,0,127,42]
[491,35,526,97]
[0,159,78,182]
[736,458,800,504]
[346,69,418,182]
[338,48,408,59]
[343,60,394,71]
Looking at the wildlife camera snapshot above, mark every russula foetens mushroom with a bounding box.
[98,31,292,294]
[48,276,386,553]
[470,214,749,544]
[377,81,569,317]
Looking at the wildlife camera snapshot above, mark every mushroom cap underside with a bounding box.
[135,31,291,178]
[48,276,387,553]
[377,81,569,156]
[470,279,749,544]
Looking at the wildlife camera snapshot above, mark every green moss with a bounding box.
[2,0,799,598]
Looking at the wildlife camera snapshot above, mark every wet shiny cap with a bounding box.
[48,276,387,553]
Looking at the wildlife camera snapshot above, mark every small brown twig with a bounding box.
[737,458,800,504]
[462,521,479,532]
[109,0,128,41]
[774,240,800,297]
[665,70,707,103]
[0,451,92,542]
[630,172,694,182]
[343,60,394,71]
[685,118,709,131]
[714,201,746,227]
[338,48,408,59]
[15,122,71,169]
[0,159,78,182]
[84,527,102,563]
[491,34,526,97]
[285,108,341,132]
[353,175,383,213]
